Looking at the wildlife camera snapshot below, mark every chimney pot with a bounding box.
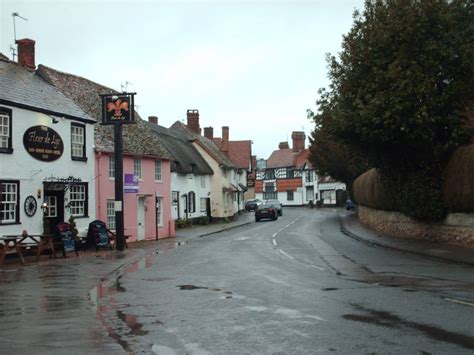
[148,116,158,125]
[278,142,289,150]
[187,109,200,134]
[16,38,36,71]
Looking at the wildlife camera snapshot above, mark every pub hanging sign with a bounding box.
[23,125,64,162]
[100,93,136,125]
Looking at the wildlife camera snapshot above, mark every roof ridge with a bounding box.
[38,64,117,93]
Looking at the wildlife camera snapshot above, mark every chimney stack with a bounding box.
[16,38,36,71]
[221,126,229,153]
[204,126,214,140]
[278,142,289,150]
[148,116,158,125]
[187,109,200,134]
[291,131,305,152]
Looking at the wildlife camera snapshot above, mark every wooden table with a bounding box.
[0,234,56,265]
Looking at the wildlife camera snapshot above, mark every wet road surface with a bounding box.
[1,209,473,354]
[100,208,474,354]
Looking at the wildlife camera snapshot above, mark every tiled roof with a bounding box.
[266,148,296,168]
[170,121,235,168]
[266,148,312,169]
[294,149,312,169]
[213,138,251,170]
[145,121,213,175]
[0,60,95,122]
[228,140,252,170]
[0,53,9,61]
[37,65,171,159]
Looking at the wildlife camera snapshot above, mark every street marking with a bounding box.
[272,239,277,246]
[279,249,295,260]
[444,298,474,307]
[311,265,326,271]
[272,233,277,238]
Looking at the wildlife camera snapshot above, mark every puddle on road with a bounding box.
[90,252,156,353]
[321,288,339,291]
[117,310,149,336]
[343,305,474,350]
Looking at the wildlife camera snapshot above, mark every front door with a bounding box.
[43,189,64,234]
[137,196,146,241]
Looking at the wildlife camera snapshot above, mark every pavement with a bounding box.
[339,211,474,266]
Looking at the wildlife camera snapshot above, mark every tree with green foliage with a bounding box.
[311,0,474,220]
[308,110,369,198]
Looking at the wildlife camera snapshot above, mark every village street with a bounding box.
[99,208,474,354]
[0,208,473,354]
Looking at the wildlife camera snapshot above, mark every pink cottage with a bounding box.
[38,65,175,241]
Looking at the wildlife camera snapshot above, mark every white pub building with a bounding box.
[0,39,97,238]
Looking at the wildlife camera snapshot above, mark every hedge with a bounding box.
[353,143,474,214]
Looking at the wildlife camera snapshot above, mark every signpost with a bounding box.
[100,93,136,251]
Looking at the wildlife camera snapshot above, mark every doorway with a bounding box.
[137,196,146,241]
[43,184,65,234]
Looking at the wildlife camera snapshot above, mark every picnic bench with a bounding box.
[0,234,56,265]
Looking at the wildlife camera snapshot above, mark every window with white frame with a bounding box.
[156,197,163,226]
[134,157,142,180]
[287,190,294,201]
[0,107,12,154]
[155,160,162,181]
[107,200,116,230]
[200,198,207,212]
[71,123,86,160]
[108,155,115,179]
[172,191,179,205]
[0,180,19,224]
[188,191,195,213]
[44,196,57,217]
[69,184,87,216]
[201,175,206,188]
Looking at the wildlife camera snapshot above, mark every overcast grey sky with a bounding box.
[1,0,364,159]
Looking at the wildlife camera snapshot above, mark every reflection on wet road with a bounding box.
[98,208,473,354]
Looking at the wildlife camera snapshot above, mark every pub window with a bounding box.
[155,160,162,181]
[156,197,163,227]
[287,190,294,201]
[201,175,206,188]
[0,107,13,154]
[305,171,313,182]
[188,191,196,213]
[108,155,115,179]
[69,183,88,217]
[71,123,86,161]
[287,169,294,179]
[0,180,19,224]
[134,157,142,180]
[263,191,277,200]
[107,199,115,230]
[44,196,57,217]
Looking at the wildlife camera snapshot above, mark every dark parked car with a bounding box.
[264,199,283,216]
[245,199,261,212]
[255,203,278,222]
[345,199,356,211]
